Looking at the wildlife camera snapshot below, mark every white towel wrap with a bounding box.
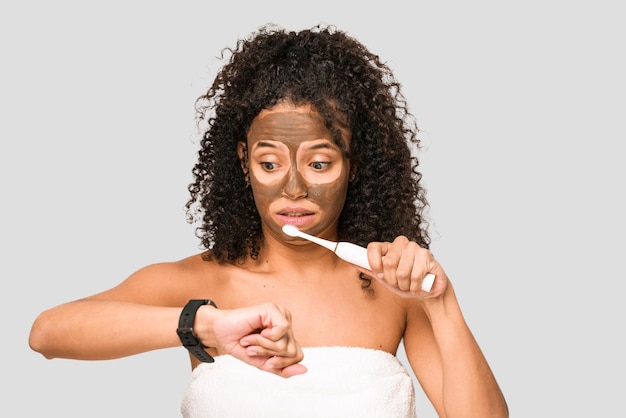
[181,346,416,418]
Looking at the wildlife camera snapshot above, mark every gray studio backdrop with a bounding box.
[2,1,624,417]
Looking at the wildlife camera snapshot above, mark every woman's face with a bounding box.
[238,102,351,241]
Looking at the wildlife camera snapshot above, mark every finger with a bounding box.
[259,356,308,378]
[278,363,308,378]
[382,242,402,290]
[241,303,292,341]
[264,350,303,370]
[379,254,400,289]
[419,250,437,292]
[366,241,387,275]
[249,306,298,349]
[240,330,292,354]
[395,245,419,291]
[409,263,427,293]
[259,319,291,342]
[407,246,432,293]
[243,322,301,356]
[242,342,306,377]
[230,345,307,378]
[243,338,291,357]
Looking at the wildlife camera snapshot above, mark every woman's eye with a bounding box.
[310,161,330,170]
[260,162,278,171]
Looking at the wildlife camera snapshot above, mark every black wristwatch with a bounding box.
[176,299,217,363]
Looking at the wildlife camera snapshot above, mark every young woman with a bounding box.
[29,24,508,417]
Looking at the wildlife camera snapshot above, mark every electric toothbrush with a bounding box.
[282,224,435,292]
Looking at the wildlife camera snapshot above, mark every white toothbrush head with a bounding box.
[282,224,300,237]
[281,224,336,252]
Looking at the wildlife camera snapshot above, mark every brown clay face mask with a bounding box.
[240,103,351,238]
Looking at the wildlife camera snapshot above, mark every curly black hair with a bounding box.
[185,23,431,288]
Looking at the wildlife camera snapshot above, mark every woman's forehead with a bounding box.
[248,107,328,144]
[248,102,351,148]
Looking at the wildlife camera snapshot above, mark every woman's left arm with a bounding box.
[404,283,509,418]
[366,236,509,418]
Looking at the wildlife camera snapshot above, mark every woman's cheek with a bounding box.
[250,174,284,212]
[307,179,348,215]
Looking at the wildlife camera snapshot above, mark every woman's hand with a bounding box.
[197,303,307,378]
[363,235,448,299]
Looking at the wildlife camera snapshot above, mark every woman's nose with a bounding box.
[281,167,308,199]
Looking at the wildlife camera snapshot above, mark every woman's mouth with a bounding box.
[277,209,315,226]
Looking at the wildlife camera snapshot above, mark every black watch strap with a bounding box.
[177,299,217,363]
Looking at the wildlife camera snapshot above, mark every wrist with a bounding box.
[194,303,220,348]
[420,284,463,323]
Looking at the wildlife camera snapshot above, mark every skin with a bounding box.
[29,102,508,417]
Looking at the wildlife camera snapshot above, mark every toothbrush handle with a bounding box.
[335,242,435,292]
[421,273,435,292]
[334,242,372,270]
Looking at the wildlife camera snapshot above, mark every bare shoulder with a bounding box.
[133,252,218,277]
[86,252,224,306]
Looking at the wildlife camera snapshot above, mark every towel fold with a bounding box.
[181,346,416,418]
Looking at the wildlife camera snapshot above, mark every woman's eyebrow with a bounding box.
[306,141,341,151]
[254,140,280,149]
[253,140,339,151]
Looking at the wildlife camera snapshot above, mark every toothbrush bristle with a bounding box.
[282,224,300,237]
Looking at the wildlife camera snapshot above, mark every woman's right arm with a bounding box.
[29,260,202,360]
[29,260,306,377]
[29,298,183,360]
